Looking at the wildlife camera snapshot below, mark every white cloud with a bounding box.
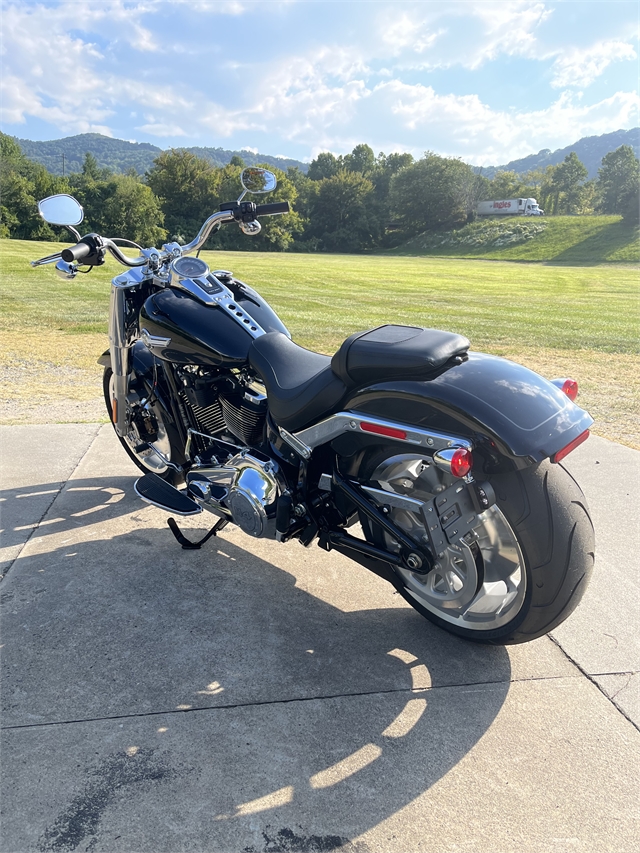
[1,0,637,166]
[376,0,550,70]
[551,40,637,88]
[137,122,188,137]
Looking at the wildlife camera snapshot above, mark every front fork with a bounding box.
[109,281,138,437]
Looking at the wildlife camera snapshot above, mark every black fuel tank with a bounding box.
[139,286,289,367]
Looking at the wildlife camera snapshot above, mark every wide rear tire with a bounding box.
[359,452,595,645]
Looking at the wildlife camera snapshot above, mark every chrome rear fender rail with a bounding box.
[292,412,473,455]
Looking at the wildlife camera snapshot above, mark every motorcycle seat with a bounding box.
[249,325,470,433]
[331,324,470,386]
[248,333,348,432]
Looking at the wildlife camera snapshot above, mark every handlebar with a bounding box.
[61,241,92,263]
[32,198,290,270]
[255,201,290,216]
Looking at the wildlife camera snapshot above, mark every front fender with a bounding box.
[98,341,172,411]
[344,351,593,465]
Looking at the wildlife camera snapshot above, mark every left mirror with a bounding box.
[38,194,84,226]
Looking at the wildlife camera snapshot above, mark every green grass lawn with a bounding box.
[2,239,637,354]
[1,238,638,445]
[391,215,639,264]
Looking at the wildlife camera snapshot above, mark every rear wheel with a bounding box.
[358,450,594,644]
[103,367,183,485]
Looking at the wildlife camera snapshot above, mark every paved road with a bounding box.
[1,425,638,853]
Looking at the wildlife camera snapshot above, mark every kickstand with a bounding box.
[167,517,228,550]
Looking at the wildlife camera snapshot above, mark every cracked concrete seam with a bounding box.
[548,635,640,733]
[1,672,592,733]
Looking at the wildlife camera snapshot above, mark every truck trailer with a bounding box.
[477,198,544,216]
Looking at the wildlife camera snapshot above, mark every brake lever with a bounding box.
[30,252,62,267]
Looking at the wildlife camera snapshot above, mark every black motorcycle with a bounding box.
[31,168,594,644]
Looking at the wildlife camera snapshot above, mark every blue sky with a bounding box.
[1,0,638,165]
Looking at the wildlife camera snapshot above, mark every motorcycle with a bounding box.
[30,168,594,644]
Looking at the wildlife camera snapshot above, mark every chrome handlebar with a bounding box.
[32,209,243,271]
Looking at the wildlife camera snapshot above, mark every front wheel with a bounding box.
[358,451,594,644]
[103,367,184,485]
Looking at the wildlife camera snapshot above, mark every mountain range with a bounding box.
[479,128,639,179]
[13,128,640,179]
[15,134,308,176]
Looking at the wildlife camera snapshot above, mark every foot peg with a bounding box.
[134,473,202,516]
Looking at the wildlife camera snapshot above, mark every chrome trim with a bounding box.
[167,274,266,340]
[140,328,171,349]
[294,413,473,453]
[180,209,235,255]
[278,426,312,460]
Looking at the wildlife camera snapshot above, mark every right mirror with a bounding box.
[240,168,277,194]
[38,194,84,226]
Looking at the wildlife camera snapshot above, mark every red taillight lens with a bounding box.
[450,447,473,478]
[360,421,407,440]
[551,429,590,463]
[561,379,579,401]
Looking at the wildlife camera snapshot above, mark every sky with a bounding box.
[1,0,638,166]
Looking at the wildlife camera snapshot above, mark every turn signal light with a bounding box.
[552,378,579,401]
[450,447,473,478]
[433,447,473,478]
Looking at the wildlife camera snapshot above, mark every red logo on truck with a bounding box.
[493,201,512,209]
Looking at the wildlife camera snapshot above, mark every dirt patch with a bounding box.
[0,334,637,448]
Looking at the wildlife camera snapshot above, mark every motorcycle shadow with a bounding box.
[2,475,513,850]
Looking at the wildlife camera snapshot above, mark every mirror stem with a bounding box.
[64,224,82,241]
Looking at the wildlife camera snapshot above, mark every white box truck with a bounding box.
[477,198,544,216]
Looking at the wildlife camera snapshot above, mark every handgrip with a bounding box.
[254,201,290,216]
[61,241,92,263]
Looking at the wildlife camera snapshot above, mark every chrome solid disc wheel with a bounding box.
[369,454,527,631]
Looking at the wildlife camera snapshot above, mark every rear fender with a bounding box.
[330,352,593,471]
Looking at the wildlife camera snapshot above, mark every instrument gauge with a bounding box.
[171,256,210,280]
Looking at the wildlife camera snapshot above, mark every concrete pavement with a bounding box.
[0,425,638,853]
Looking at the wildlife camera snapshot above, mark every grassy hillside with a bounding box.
[391,215,639,263]
[1,239,638,445]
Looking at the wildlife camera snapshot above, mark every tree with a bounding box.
[596,145,640,215]
[488,170,529,201]
[307,151,342,181]
[100,175,167,246]
[343,144,376,176]
[0,132,67,239]
[389,153,476,236]
[305,170,380,252]
[550,152,589,214]
[146,149,222,242]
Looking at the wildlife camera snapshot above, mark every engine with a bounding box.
[186,452,280,538]
[179,368,268,447]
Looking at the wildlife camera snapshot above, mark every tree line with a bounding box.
[2,132,638,253]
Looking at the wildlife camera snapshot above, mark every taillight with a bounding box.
[433,446,473,478]
[552,378,579,401]
[551,430,590,463]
